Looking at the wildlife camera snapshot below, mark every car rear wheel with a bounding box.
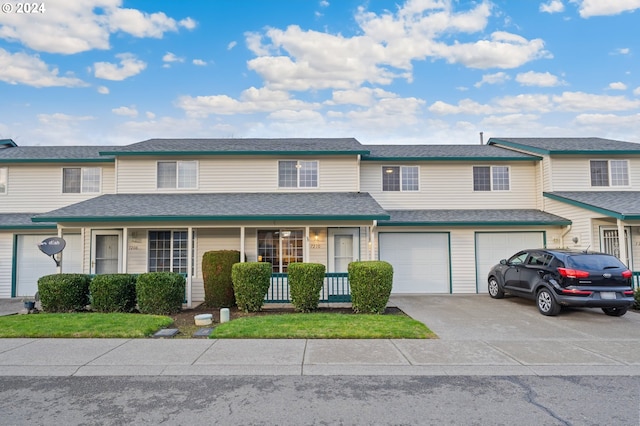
[537,288,561,316]
[488,277,504,299]
[602,307,628,317]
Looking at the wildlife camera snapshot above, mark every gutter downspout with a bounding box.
[370,220,377,260]
[561,224,572,248]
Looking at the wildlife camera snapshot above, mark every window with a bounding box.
[382,166,419,191]
[62,167,100,193]
[591,160,628,187]
[258,229,304,273]
[148,230,195,275]
[278,160,318,188]
[0,167,6,194]
[473,166,510,191]
[157,161,197,189]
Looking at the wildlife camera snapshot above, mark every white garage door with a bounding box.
[379,232,450,293]
[475,232,544,293]
[16,234,82,297]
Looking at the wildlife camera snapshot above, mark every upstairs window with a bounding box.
[0,167,6,194]
[382,166,419,191]
[63,167,100,193]
[590,160,628,187]
[278,160,318,188]
[473,166,510,191]
[157,161,197,189]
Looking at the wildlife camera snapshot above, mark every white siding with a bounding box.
[361,161,539,210]
[0,163,115,213]
[543,198,597,249]
[0,233,12,298]
[549,156,640,191]
[115,156,359,193]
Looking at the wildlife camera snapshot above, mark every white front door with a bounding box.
[328,228,359,272]
[91,231,122,274]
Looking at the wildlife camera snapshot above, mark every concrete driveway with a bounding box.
[390,294,640,341]
[0,299,23,316]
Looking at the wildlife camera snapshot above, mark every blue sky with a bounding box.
[1,0,639,146]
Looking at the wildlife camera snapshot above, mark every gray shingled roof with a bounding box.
[379,209,570,226]
[488,137,640,155]
[32,192,389,222]
[0,213,56,229]
[99,138,368,155]
[362,144,539,160]
[0,146,114,162]
[544,191,640,220]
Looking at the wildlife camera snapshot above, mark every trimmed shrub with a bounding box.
[38,273,91,313]
[232,262,272,312]
[288,262,325,312]
[89,274,137,313]
[348,261,394,314]
[634,288,640,310]
[202,250,240,307]
[136,272,185,315]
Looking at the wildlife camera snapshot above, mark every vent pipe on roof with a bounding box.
[479,132,484,145]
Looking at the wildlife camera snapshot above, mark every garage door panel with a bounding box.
[379,233,450,294]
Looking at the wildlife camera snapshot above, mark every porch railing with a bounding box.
[633,272,640,290]
[266,272,351,304]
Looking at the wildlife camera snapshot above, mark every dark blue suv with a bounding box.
[488,249,635,316]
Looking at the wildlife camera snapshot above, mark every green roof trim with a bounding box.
[543,192,640,220]
[32,214,388,223]
[0,224,57,230]
[98,150,369,157]
[0,139,17,148]
[362,156,541,162]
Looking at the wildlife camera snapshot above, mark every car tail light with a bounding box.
[621,269,632,279]
[561,288,593,296]
[557,267,590,279]
[623,290,634,296]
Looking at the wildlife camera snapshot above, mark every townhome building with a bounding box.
[1,136,638,305]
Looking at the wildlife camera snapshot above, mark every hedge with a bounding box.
[38,273,91,313]
[288,262,325,312]
[202,250,240,307]
[231,262,272,312]
[89,274,137,313]
[348,261,394,314]
[136,272,185,315]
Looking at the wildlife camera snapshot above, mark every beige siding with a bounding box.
[544,198,597,249]
[550,156,640,191]
[0,233,13,298]
[0,164,115,213]
[115,156,359,193]
[361,161,539,210]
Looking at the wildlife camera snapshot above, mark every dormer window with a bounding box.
[590,160,628,187]
[278,160,318,188]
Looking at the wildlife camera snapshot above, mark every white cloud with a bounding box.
[0,1,197,54]
[540,1,565,13]
[608,82,628,90]
[516,71,562,87]
[162,52,184,64]
[613,47,630,55]
[94,53,147,80]
[192,59,207,66]
[329,88,399,107]
[227,41,237,50]
[97,86,110,94]
[145,111,156,119]
[0,48,86,87]
[573,0,640,17]
[552,91,640,111]
[37,113,94,125]
[112,106,138,117]
[634,87,640,96]
[320,1,330,7]
[429,99,495,115]
[474,72,510,88]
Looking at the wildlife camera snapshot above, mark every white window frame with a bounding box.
[473,165,510,192]
[156,160,198,190]
[382,165,420,192]
[278,160,319,189]
[0,167,6,194]
[148,230,196,277]
[257,229,304,273]
[590,159,629,187]
[62,167,101,194]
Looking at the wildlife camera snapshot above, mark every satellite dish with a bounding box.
[38,237,66,257]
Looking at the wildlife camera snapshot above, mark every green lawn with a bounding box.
[210,313,435,339]
[0,313,173,338]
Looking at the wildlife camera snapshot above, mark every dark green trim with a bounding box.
[489,139,640,156]
[11,234,17,298]
[0,225,57,230]
[33,214,389,223]
[0,158,114,164]
[378,220,571,227]
[99,150,369,157]
[542,192,640,220]
[362,156,541,162]
[0,139,17,148]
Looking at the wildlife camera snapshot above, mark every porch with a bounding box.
[266,272,351,303]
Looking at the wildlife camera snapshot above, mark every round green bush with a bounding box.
[231,262,272,312]
[136,272,185,315]
[202,250,240,307]
[288,262,325,312]
[89,274,137,313]
[37,273,91,313]
[348,261,394,314]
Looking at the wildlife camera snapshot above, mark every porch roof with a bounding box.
[378,209,571,226]
[31,192,389,223]
[544,191,640,220]
[0,213,56,230]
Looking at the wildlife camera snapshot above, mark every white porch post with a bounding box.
[370,221,377,260]
[617,219,628,266]
[122,227,128,273]
[304,226,310,262]
[187,226,193,308]
[240,227,245,262]
[56,227,63,273]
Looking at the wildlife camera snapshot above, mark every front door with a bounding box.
[328,228,359,272]
[91,231,122,274]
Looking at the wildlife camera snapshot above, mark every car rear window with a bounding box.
[566,254,626,270]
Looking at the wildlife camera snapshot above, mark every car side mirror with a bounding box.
[500,259,507,265]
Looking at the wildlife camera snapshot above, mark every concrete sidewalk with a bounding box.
[0,295,639,377]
